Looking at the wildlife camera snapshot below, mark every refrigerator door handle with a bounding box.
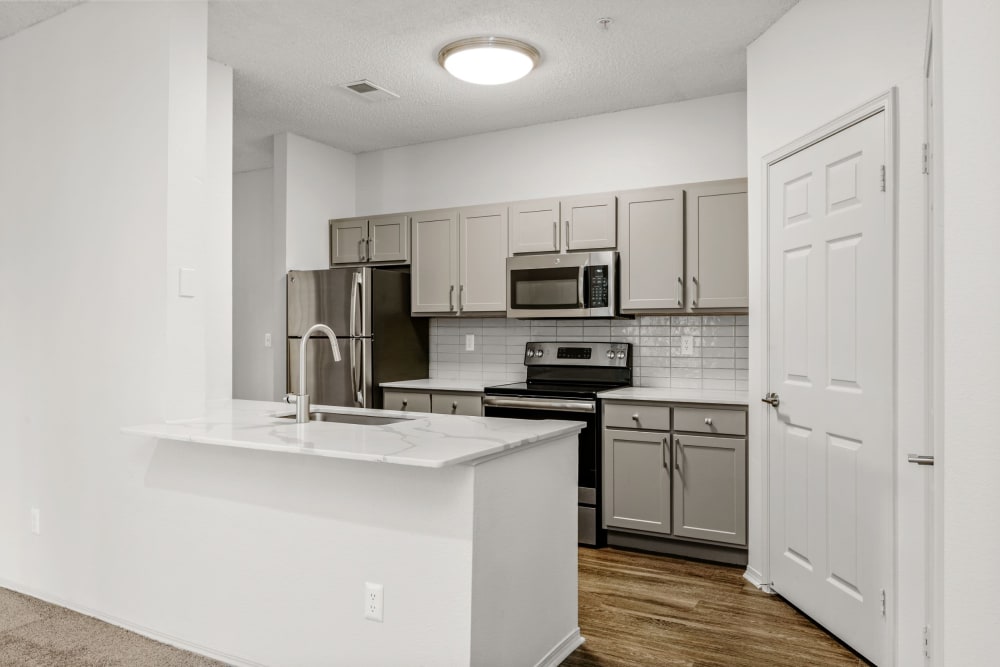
[350,271,362,337]
[354,338,364,406]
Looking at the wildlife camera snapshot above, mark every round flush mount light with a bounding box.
[438,37,540,85]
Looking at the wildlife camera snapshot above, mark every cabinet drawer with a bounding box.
[383,390,431,414]
[431,392,482,416]
[604,402,671,431]
[673,407,746,436]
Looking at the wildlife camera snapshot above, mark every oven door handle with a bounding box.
[483,396,596,413]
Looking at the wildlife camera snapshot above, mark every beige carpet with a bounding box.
[0,587,224,666]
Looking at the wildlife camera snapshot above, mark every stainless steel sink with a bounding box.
[275,410,410,426]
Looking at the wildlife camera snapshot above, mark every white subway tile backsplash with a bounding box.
[425,314,749,390]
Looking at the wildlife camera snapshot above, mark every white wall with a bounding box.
[937,0,1000,662]
[356,92,747,215]
[233,168,276,401]
[207,60,234,401]
[0,0,229,644]
[746,1,929,664]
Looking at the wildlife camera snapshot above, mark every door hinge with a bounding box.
[923,624,932,659]
[880,165,886,192]
[880,588,887,617]
[922,143,930,175]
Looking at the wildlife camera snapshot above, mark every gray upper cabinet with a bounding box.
[687,180,748,310]
[510,194,617,255]
[459,205,508,313]
[562,194,617,251]
[509,199,560,254]
[411,206,507,316]
[411,209,459,314]
[672,434,747,546]
[603,428,672,534]
[330,214,409,266]
[619,187,686,312]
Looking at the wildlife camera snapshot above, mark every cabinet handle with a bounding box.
[449,285,455,312]
[675,438,682,473]
[631,413,639,421]
[451,401,458,412]
[692,275,699,307]
[359,239,367,262]
[565,220,570,248]
[662,437,670,470]
[460,284,465,310]
[704,417,713,426]
[402,399,408,408]
[367,238,373,260]
[553,221,558,249]
[676,276,684,307]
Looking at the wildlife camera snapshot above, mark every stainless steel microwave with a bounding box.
[506,251,617,319]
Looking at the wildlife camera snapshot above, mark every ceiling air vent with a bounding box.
[340,79,400,102]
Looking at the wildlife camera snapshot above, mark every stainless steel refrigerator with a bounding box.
[287,268,428,409]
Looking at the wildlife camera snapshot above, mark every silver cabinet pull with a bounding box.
[552,221,558,249]
[907,454,935,466]
[675,438,682,472]
[459,284,465,310]
[358,238,366,262]
[761,392,780,407]
[565,219,570,248]
[662,437,670,469]
[449,285,455,312]
[451,401,458,413]
[632,413,639,421]
[704,417,713,426]
[366,238,373,260]
[676,276,683,307]
[401,399,408,408]
[692,275,699,307]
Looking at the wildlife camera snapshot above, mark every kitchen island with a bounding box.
[122,400,583,667]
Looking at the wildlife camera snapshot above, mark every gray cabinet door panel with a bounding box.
[369,214,409,263]
[619,187,685,312]
[411,209,459,314]
[509,199,560,254]
[563,194,617,251]
[672,434,747,545]
[688,180,748,310]
[603,428,671,534]
[459,205,508,313]
[329,218,367,265]
[383,390,431,413]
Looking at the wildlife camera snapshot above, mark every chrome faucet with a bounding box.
[285,323,342,423]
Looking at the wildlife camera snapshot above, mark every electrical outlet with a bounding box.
[680,335,694,356]
[264,333,272,348]
[465,334,475,351]
[364,582,383,622]
[30,508,40,535]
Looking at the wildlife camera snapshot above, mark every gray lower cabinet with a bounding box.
[603,428,672,534]
[602,401,748,555]
[672,434,747,545]
[381,388,482,416]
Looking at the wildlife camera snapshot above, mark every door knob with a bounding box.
[704,417,713,426]
[761,392,780,407]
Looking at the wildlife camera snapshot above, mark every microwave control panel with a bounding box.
[588,266,609,308]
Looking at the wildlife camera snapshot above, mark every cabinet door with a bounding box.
[330,217,367,265]
[509,199,560,254]
[368,214,409,264]
[618,187,685,312]
[603,428,672,534]
[672,434,746,545]
[383,390,431,413]
[431,393,482,416]
[459,205,508,313]
[411,209,459,315]
[563,194,617,251]
[688,180,748,310]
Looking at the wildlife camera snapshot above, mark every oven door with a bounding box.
[506,254,589,318]
[483,395,603,545]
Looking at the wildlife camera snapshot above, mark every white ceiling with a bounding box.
[0,1,81,40]
[209,0,798,172]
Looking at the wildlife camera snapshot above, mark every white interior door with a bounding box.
[766,111,893,665]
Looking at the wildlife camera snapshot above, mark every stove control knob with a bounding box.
[526,349,535,358]
[617,350,627,359]
[606,350,616,359]
[535,349,544,358]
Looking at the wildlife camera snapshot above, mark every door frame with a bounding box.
[754,89,899,662]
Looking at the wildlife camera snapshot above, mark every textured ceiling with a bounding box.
[0,1,82,40]
[211,0,798,171]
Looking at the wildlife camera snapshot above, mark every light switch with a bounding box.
[178,268,196,298]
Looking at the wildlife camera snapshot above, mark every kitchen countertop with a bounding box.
[122,399,580,468]
[380,378,486,393]
[599,387,750,406]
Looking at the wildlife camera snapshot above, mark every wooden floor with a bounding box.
[564,547,867,667]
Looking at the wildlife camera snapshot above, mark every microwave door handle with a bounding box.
[578,268,586,308]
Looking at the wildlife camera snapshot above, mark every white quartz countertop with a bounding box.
[122,400,580,468]
[380,379,485,393]
[599,387,750,406]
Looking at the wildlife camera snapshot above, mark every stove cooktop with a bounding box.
[484,381,627,400]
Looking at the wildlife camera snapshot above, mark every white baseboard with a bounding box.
[535,627,584,667]
[743,566,773,594]
[0,578,262,667]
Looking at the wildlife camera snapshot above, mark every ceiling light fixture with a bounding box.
[438,37,540,86]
